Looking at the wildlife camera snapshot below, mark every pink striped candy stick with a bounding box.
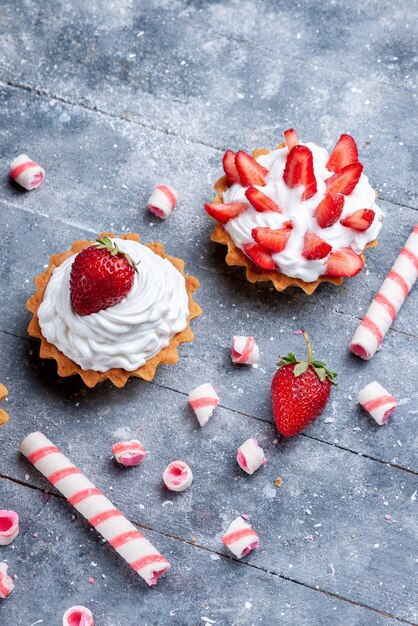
[188,383,219,427]
[221,516,259,559]
[147,185,177,219]
[350,224,418,360]
[231,336,259,365]
[9,154,45,190]
[20,432,170,586]
[0,562,14,598]
[357,381,398,425]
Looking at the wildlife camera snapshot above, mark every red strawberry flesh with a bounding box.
[243,242,276,270]
[245,186,283,213]
[302,230,332,260]
[326,134,359,172]
[314,192,345,228]
[283,145,317,200]
[325,247,364,277]
[252,224,293,252]
[340,208,375,231]
[205,202,247,224]
[283,128,299,150]
[326,163,363,195]
[223,150,240,186]
[235,151,268,187]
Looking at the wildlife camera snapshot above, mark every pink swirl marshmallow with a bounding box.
[163,460,193,492]
[63,605,94,626]
[0,510,19,546]
[147,185,177,219]
[112,439,146,467]
[20,431,170,586]
[188,383,219,427]
[231,336,259,365]
[0,562,14,599]
[222,517,259,559]
[236,439,266,475]
[350,224,418,360]
[9,154,45,190]
[357,381,398,426]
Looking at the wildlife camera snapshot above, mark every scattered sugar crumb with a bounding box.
[88,577,95,583]
[274,477,283,487]
[245,602,252,609]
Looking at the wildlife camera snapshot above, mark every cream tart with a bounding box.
[205,129,382,294]
[27,233,201,387]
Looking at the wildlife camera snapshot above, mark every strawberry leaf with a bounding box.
[313,366,327,382]
[294,362,309,377]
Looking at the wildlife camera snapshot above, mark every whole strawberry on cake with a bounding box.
[27,234,201,387]
[205,129,382,294]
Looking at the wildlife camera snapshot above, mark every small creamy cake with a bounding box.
[205,129,382,294]
[27,233,201,387]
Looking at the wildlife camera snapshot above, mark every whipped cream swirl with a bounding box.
[38,239,190,371]
[222,143,383,282]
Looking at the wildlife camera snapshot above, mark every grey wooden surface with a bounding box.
[0,1,417,624]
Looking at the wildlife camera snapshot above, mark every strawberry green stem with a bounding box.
[302,329,313,364]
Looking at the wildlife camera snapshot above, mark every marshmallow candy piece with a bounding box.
[112,439,146,467]
[63,606,94,626]
[147,185,177,219]
[350,224,418,360]
[163,460,193,492]
[222,517,259,559]
[20,432,170,586]
[9,154,45,190]
[236,439,267,475]
[357,381,398,426]
[231,336,259,365]
[0,562,14,599]
[188,383,219,427]
[0,510,19,546]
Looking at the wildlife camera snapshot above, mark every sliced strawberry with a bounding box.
[326,162,363,195]
[235,151,268,187]
[326,134,359,172]
[302,230,332,260]
[252,223,293,252]
[340,208,375,231]
[325,247,364,277]
[245,185,283,213]
[314,192,345,228]
[283,145,317,200]
[222,150,240,186]
[204,202,247,224]
[243,242,276,270]
[284,128,299,150]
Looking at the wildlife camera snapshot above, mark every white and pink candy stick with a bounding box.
[9,154,45,190]
[0,562,14,599]
[112,439,146,467]
[20,432,170,586]
[350,224,418,360]
[0,510,19,546]
[63,606,94,626]
[222,517,259,559]
[357,381,398,426]
[236,439,266,475]
[188,383,219,427]
[147,184,177,219]
[231,336,259,365]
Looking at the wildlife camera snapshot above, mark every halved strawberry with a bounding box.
[235,151,268,187]
[326,163,363,195]
[326,134,359,172]
[245,186,283,213]
[302,230,332,260]
[340,208,375,231]
[252,223,293,252]
[223,150,240,186]
[325,247,364,277]
[204,202,247,224]
[283,145,317,200]
[284,128,299,150]
[243,242,276,270]
[314,192,345,228]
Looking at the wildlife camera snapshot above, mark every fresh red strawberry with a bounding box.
[326,134,359,172]
[222,150,240,186]
[325,247,364,277]
[271,330,337,437]
[302,230,332,260]
[245,186,283,213]
[283,145,317,200]
[235,151,268,187]
[314,192,345,228]
[340,208,375,231]
[243,242,276,270]
[252,222,293,252]
[284,128,299,150]
[205,202,247,224]
[70,236,137,316]
[326,162,363,195]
